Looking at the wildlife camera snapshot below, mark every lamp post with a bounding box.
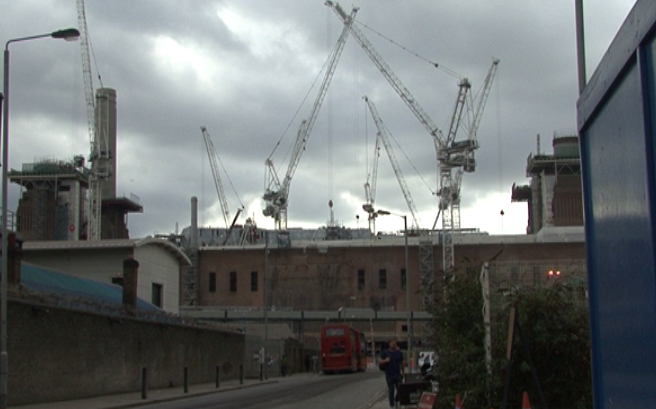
[2,28,80,408]
[263,230,269,379]
[376,209,412,371]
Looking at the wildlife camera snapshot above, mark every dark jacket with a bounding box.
[383,348,403,381]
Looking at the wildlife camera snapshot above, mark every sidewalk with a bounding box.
[369,389,391,409]
[10,376,281,409]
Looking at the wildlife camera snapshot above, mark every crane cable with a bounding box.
[385,121,436,196]
[355,20,463,79]
[89,35,104,89]
[327,11,334,209]
[266,39,341,167]
[216,146,245,210]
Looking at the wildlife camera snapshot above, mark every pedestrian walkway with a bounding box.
[10,376,281,409]
[370,389,392,409]
[369,380,435,409]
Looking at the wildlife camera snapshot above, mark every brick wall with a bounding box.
[198,240,586,312]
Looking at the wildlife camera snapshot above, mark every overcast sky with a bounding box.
[1,1,635,238]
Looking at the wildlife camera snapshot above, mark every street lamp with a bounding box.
[376,209,412,371]
[1,27,80,409]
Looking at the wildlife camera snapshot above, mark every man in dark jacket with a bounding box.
[379,339,404,408]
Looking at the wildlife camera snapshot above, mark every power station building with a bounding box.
[9,88,142,241]
[178,133,587,348]
[511,134,583,234]
[181,228,585,346]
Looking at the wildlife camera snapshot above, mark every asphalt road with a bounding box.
[143,371,385,409]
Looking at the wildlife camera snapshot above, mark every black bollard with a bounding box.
[260,363,263,381]
[184,366,189,394]
[216,365,220,388]
[141,367,148,399]
[240,364,244,385]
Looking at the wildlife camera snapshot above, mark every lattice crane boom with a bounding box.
[364,134,380,206]
[263,6,357,229]
[364,97,422,230]
[201,126,231,229]
[468,59,500,145]
[76,0,103,240]
[326,1,446,149]
[363,133,380,206]
[363,125,381,233]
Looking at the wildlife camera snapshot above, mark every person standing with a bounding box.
[380,339,404,408]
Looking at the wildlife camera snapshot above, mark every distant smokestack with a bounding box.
[95,88,117,199]
[191,197,198,251]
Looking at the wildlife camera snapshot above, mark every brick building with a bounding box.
[190,229,585,344]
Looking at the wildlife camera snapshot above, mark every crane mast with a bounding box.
[439,60,499,270]
[77,0,109,240]
[364,97,422,230]
[263,6,358,229]
[201,126,231,229]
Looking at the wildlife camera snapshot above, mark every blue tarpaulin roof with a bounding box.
[16,261,159,312]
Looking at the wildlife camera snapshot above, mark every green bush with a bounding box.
[433,265,592,409]
[500,283,592,409]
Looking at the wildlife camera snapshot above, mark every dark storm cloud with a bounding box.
[1,0,635,236]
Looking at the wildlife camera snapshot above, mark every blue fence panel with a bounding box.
[578,1,656,407]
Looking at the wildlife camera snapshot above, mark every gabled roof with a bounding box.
[23,238,191,266]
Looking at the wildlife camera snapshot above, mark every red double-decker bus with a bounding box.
[321,324,366,373]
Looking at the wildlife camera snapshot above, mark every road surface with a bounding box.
[145,371,385,409]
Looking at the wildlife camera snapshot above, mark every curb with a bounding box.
[88,380,279,409]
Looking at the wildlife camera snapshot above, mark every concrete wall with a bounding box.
[135,245,180,313]
[23,244,181,313]
[23,247,129,282]
[243,335,287,378]
[9,300,244,406]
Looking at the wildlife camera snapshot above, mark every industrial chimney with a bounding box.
[94,87,117,200]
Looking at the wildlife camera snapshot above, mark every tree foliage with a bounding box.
[502,283,592,409]
[433,263,592,409]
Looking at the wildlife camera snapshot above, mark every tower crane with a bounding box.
[327,1,499,272]
[262,6,358,229]
[362,132,381,234]
[363,96,422,230]
[435,60,499,234]
[200,126,244,245]
[201,126,234,229]
[77,0,109,240]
